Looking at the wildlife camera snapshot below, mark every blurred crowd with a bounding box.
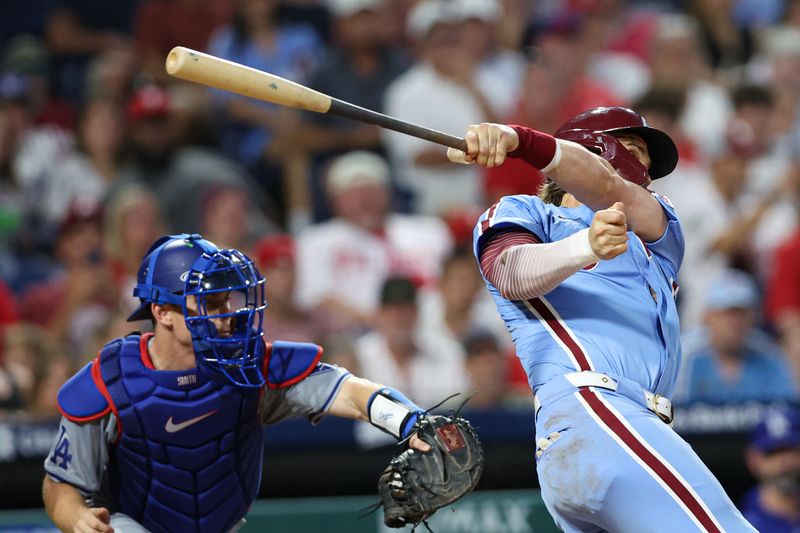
[1,0,800,427]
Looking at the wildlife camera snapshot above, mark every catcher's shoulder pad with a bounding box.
[264,340,323,389]
[57,361,111,423]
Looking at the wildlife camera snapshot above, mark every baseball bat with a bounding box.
[165,46,468,152]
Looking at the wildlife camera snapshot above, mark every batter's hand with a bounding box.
[589,202,628,260]
[447,123,519,168]
[74,507,114,533]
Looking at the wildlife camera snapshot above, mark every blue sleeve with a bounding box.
[645,192,685,279]
[473,195,550,259]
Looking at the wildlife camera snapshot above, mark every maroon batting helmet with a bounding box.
[554,107,679,186]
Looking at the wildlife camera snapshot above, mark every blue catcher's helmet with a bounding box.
[127,233,267,388]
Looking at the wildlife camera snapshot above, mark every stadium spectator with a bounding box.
[199,185,255,253]
[518,12,623,133]
[295,151,451,331]
[353,276,467,446]
[418,246,484,343]
[18,204,116,360]
[673,269,796,404]
[727,85,799,277]
[486,12,623,203]
[296,0,409,222]
[742,406,800,531]
[300,0,406,158]
[134,0,232,84]
[0,73,72,242]
[111,85,274,234]
[82,46,137,103]
[207,0,323,208]
[317,332,360,376]
[746,25,800,196]
[383,0,500,215]
[649,13,733,159]
[102,183,164,316]
[254,233,329,343]
[0,106,23,285]
[461,329,515,410]
[454,0,525,118]
[768,228,800,384]
[0,281,17,327]
[0,283,20,412]
[654,84,798,328]
[574,0,656,103]
[44,0,139,102]
[40,96,124,227]
[418,245,509,353]
[1,323,66,417]
[2,34,75,130]
[688,0,756,72]
[492,0,530,52]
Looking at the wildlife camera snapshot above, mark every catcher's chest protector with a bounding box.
[99,335,263,533]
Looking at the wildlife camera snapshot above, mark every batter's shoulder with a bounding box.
[57,361,111,423]
[494,194,551,215]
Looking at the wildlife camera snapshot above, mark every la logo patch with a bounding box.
[49,426,72,469]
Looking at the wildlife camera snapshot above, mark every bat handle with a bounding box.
[328,99,468,152]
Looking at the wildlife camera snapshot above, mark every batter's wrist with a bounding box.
[569,228,599,265]
[507,125,559,171]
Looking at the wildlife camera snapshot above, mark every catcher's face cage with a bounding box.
[183,249,267,388]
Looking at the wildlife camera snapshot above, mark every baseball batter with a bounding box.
[450,108,756,532]
[42,234,433,533]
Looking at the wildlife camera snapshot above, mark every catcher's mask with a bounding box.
[555,106,679,186]
[128,233,267,388]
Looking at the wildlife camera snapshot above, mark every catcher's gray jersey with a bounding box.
[44,363,351,505]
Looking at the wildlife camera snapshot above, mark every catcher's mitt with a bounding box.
[377,414,484,529]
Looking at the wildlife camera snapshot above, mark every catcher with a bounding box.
[42,233,481,533]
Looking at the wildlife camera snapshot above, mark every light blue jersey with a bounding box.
[473,193,756,533]
[473,193,683,396]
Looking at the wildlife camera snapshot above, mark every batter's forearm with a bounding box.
[546,141,667,241]
[547,141,619,203]
[490,230,598,300]
[510,127,666,240]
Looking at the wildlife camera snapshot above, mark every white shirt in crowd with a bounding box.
[383,63,506,214]
[352,328,468,448]
[295,213,452,315]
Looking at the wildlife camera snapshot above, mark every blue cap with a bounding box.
[750,406,800,453]
[705,268,759,310]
